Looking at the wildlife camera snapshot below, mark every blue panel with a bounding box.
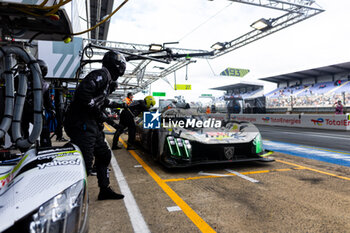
[263,140,350,167]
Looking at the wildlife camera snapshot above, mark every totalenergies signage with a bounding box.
[311,117,350,127]
[269,117,301,125]
[311,118,324,126]
[262,117,270,123]
[213,114,350,130]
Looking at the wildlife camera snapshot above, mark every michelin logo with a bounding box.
[37,159,81,169]
[143,111,161,129]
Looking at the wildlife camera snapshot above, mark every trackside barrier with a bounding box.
[209,114,350,131]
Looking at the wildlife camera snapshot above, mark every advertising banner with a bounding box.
[211,113,350,130]
[302,114,350,130]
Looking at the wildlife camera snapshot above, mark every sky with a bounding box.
[107,0,350,103]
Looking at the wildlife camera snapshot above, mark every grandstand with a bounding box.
[212,80,264,99]
[261,61,350,112]
[211,80,266,113]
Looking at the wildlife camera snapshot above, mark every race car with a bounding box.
[0,144,88,233]
[135,107,274,168]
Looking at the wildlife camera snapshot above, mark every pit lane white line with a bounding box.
[198,171,232,177]
[280,131,350,140]
[225,169,260,183]
[110,154,151,233]
[167,206,182,212]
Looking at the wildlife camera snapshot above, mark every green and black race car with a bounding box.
[135,107,274,168]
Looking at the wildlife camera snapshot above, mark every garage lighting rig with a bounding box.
[210,0,324,58]
[76,40,214,95]
[79,0,324,95]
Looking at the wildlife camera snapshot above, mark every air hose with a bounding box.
[0,50,14,139]
[0,45,43,149]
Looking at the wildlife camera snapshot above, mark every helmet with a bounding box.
[102,50,126,81]
[144,96,156,109]
[37,59,48,77]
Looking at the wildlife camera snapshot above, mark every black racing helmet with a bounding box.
[37,59,48,77]
[102,50,126,81]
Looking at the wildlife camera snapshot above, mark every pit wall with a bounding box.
[210,114,350,131]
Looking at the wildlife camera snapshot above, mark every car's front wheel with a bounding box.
[151,132,160,161]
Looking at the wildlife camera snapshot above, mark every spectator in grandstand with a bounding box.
[333,100,344,114]
[334,80,342,86]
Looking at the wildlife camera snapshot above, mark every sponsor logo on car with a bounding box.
[224,147,235,160]
[206,132,234,138]
[37,151,79,160]
[0,173,13,188]
[37,158,81,169]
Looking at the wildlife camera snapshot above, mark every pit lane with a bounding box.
[87,126,350,233]
[257,125,350,152]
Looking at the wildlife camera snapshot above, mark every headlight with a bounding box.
[166,136,192,159]
[29,179,88,233]
[184,140,191,149]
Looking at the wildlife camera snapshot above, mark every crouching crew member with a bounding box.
[112,96,155,150]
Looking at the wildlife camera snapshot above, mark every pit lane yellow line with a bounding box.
[276,159,350,181]
[104,124,215,233]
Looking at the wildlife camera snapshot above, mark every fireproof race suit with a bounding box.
[64,67,118,188]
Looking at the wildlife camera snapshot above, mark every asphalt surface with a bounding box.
[257,125,350,152]
[85,128,350,233]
